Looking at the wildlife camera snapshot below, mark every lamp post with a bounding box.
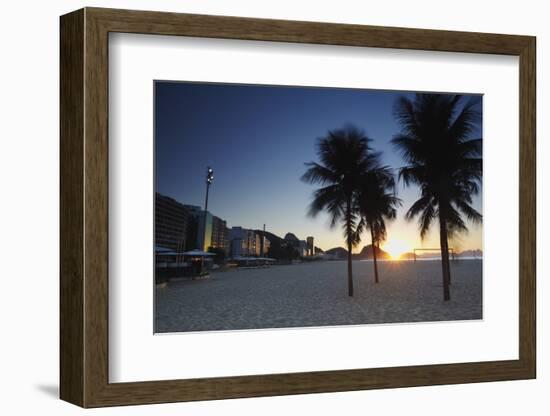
[200,167,214,274]
[203,166,214,250]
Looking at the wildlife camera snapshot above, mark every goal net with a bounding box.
[412,248,456,262]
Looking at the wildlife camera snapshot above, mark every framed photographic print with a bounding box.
[60,7,536,408]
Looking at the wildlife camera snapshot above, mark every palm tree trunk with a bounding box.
[438,213,451,301]
[370,228,379,284]
[346,200,354,297]
[347,237,354,296]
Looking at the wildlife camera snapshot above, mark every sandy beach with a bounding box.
[155,259,482,333]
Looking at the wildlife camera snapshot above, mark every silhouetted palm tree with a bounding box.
[302,126,375,297]
[392,94,482,301]
[355,166,402,283]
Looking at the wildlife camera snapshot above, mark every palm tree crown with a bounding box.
[356,165,401,242]
[302,126,377,232]
[391,93,482,300]
[302,125,376,296]
[355,165,402,282]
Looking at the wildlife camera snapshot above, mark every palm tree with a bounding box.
[355,166,402,283]
[302,126,374,297]
[392,94,482,301]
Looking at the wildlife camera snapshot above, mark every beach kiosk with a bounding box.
[182,250,216,276]
[155,247,215,281]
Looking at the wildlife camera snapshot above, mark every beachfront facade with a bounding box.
[155,192,194,252]
[260,235,271,257]
[306,236,314,256]
[196,211,213,251]
[230,226,262,257]
[195,211,231,254]
[211,215,230,255]
[299,240,308,257]
[156,193,281,260]
[155,192,233,255]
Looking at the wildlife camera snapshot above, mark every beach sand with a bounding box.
[155,259,482,333]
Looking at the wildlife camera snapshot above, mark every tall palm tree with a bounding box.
[355,166,402,283]
[302,126,374,297]
[392,94,482,301]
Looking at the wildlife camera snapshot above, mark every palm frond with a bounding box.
[301,162,338,185]
[307,184,344,220]
[393,93,483,239]
[405,196,431,221]
[454,199,482,224]
[302,125,375,247]
[419,203,436,239]
[398,165,425,187]
[449,96,482,142]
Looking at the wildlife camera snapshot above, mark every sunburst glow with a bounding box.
[382,239,411,260]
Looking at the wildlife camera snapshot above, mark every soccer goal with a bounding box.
[412,248,456,262]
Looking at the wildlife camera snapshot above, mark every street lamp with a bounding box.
[204,166,214,215]
[206,167,214,185]
[199,166,214,275]
[203,167,214,250]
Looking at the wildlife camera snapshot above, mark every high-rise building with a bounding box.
[196,211,213,251]
[211,216,230,255]
[155,193,192,252]
[195,211,230,253]
[183,204,203,216]
[229,227,261,257]
[306,236,314,256]
[155,193,230,255]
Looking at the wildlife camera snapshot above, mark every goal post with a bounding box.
[412,248,456,262]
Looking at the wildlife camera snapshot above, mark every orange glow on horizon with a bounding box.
[382,239,412,260]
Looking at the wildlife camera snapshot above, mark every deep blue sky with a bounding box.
[155,81,482,254]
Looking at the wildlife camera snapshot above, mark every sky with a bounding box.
[155,81,483,257]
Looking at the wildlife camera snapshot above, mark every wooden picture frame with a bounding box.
[60,7,536,408]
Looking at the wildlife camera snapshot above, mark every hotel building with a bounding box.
[229,227,265,257]
[155,193,194,252]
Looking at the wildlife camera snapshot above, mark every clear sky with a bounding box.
[155,81,483,257]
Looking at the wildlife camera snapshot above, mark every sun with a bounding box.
[382,239,411,260]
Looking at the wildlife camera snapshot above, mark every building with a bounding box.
[306,236,314,256]
[229,227,261,257]
[155,193,193,252]
[261,235,271,257]
[250,232,262,256]
[299,240,308,257]
[196,211,213,251]
[229,227,244,257]
[195,211,230,254]
[211,215,230,255]
[183,204,203,217]
[155,193,230,255]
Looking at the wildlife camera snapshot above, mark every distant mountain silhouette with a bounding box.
[325,245,391,260]
[354,244,391,260]
[255,230,283,243]
[284,232,300,242]
[324,247,348,259]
